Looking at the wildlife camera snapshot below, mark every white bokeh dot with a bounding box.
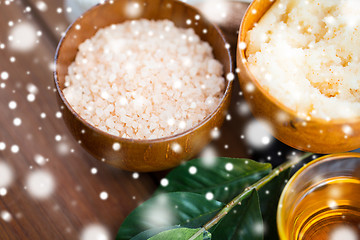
[55,135,62,141]
[342,125,353,135]
[8,101,17,109]
[99,191,108,200]
[239,41,247,50]
[189,166,197,175]
[11,145,19,153]
[0,142,6,151]
[328,200,337,209]
[26,170,55,199]
[253,221,264,235]
[91,168,98,175]
[112,142,121,151]
[262,136,270,145]
[330,225,358,240]
[36,1,48,11]
[13,118,21,126]
[1,71,9,80]
[0,162,14,188]
[237,101,250,116]
[167,118,175,126]
[225,163,233,171]
[1,211,12,222]
[9,22,37,52]
[57,142,70,156]
[200,146,217,167]
[171,143,182,153]
[132,172,139,179]
[244,120,273,149]
[205,192,214,200]
[160,178,169,187]
[80,224,110,240]
[210,128,220,139]
[0,187,7,196]
[26,83,38,94]
[34,154,46,166]
[124,2,142,18]
[27,93,35,102]
[226,72,235,81]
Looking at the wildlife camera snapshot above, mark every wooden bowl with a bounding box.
[237,0,360,154]
[54,0,232,172]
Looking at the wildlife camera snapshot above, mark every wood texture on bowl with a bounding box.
[54,0,232,172]
[237,0,360,154]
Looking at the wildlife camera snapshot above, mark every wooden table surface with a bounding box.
[0,0,297,239]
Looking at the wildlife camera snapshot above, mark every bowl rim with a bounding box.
[54,0,233,144]
[276,152,360,239]
[238,0,360,125]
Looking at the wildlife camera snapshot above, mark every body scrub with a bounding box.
[246,0,360,119]
[63,19,225,139]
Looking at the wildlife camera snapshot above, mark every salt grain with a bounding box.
[64,19,225,139]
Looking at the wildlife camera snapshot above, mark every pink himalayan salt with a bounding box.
[63,19,225,139]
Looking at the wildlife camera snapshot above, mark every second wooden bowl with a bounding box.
[54,0,232,172]
[237,0,360,154]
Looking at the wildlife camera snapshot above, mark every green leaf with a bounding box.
[211,190,263,240]
[148,228,211,240]
[117,192,224,240]
[130,226,180,240]
[156,157,272,203]
[258,169,291,240]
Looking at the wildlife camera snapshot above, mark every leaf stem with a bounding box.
[188,152,313,240]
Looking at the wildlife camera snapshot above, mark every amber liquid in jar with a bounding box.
[288,177,360,240]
